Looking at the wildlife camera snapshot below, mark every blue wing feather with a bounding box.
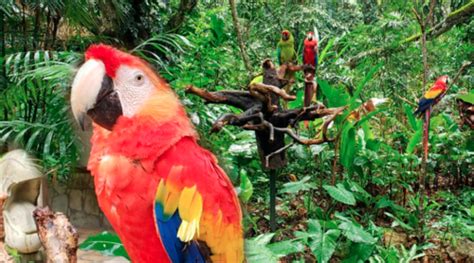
[154,205,206,262]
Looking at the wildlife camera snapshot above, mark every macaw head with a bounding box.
[306,32,314,40]
[435,75,449,89]
[71,44,182,131]
[281,30,290,41]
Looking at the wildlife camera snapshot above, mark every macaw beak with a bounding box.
[70,59,123,131]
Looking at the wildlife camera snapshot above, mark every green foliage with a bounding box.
[79,231,130,260]
[323,184,356,206]
[457,92,474,104]
[245,233,304,263]
[1,0,472,261]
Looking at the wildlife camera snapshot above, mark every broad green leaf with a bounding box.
[79,231,130,260]
[288,89,304,109]
[342,243,376,263]
[238,169,253,202]
[384,212,414,231]
[267,240,305,257]
[323,184,356,205]
[457,93,474,104]
[338,221,376,244]
[280,176,316,194]
[309,228,341,263]
[318,79,350,107]
[245,234,280,263]
[403,103,418,131]
[406,121,423,154]
[340,122,356,170]
[318,37,335,64]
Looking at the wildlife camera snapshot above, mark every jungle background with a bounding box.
[0,0,473,262]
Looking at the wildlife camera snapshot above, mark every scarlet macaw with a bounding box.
[414,75,449,157]
[302,31,318,71]
[70,44,243,262]
[414,75,449,116]
[302,31,319,109]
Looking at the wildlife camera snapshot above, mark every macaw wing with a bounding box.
[414,88,446,116]
[153,139,243,263]
[276,46,281,65]
[154,172,206,263]
[424,88,444,99]
[315,53,319,69]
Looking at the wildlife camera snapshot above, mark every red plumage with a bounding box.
[81,44,243,262]
[303,38,318,66]
[85,44,138,78]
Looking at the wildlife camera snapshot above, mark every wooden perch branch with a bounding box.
[186,84,346,169]
[33,207,78,263]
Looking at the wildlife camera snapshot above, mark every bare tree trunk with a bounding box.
[165,0,198,33]
[0,10,5,81]
[32,7,41,49]
[229,0,252,74]
[50,14,61,49]
[43,10,51,49]
[413,0,436,243]
[21,2,27,52]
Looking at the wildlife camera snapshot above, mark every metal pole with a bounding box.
[269,169,277,232]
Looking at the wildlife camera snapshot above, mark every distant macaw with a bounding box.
[414,75,449,158]
[302,31,318,71]
[70,44,243,262]
[414,75,449,116]
[276,30,296,65]
[302,31,319,109]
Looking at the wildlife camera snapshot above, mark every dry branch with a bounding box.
[186,84,345,169]
[33,207,78,263]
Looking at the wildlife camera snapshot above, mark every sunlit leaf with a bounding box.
[79,231,130,260]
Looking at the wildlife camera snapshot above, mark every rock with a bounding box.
[83,191,100,216]
[69,210,100,228]
[69,190,83,211]
[383,229,407,247]
[52,194,68,214]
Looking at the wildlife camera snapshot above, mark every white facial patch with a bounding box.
[71,59,106,121]
[113,65,154,117]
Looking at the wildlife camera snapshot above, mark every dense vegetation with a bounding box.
[1,0,473,261]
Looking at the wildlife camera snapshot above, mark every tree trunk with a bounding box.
[0,10,5,81]
[50,14,61,49]
[165,0,198,33]
[229,0,252,74]
[32,7,41,49]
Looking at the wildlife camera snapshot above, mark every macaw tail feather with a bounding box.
[423,107,431,159]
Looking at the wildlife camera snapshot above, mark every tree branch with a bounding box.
[165,0,198,33]
[229,0,252,73]
[347,1,474,68]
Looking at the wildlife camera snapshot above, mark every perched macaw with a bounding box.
[70,44,243,262]
[414,75,449,158]
[414,75,449,116]
[302,31,319,109]
[302,32,318,70]
[276,30,296,65]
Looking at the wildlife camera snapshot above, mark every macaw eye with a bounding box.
[134,73,145,85]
